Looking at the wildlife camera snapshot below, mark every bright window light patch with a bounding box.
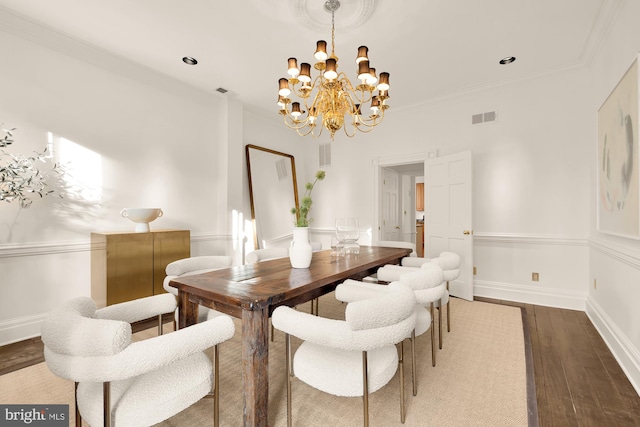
[57,135,102,203]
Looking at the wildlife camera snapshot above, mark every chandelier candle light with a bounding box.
[277,0,390,140]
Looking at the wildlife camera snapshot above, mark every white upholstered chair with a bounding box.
[336,264,445,394]
[401,252,461,334]
[245,244,322,265]
[376,240,417,257]
[374,255,454,350]
[362,240,417,282]
[245,247,289,264]
[41,293,235,427]
[272,282,417,427]
[163,256,233,325]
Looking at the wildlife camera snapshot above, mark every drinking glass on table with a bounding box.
[330,235,344,257]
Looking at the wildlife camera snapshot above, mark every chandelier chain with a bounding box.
[331,7,335,56]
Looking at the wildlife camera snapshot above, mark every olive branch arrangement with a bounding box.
[1,125,65,208]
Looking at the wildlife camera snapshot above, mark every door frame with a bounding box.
[372,153,427,243]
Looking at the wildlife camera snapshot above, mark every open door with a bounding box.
[381,168,401,240]
[424,151,473,301]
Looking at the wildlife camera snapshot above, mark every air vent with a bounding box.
[319,143,331,168]
[216,87,228,94]
[275,158,288,181]
[471,110,497,125]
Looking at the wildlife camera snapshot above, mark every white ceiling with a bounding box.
[0,0,621,117]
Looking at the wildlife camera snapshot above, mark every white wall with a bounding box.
[0,28,232,344]
[307,65,591,310]
[585,0,640,395]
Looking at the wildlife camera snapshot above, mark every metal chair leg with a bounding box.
[362,351,369,427]
[103,382,111,427]
[411,330,417,396]
[399,341,406,423]
[285,334,292,427]
[75,382,81,427]
[430,302,436,367]
[158,314,163,335]
[447,281,451,332]
[439,298,443,350]
[214,344,220,427]
[309,298,319,316]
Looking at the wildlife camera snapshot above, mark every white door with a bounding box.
[381,168,401,240]
[424,151,473,301]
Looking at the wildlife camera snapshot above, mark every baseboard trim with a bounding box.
[474,279,586,310]
[0,313,46,347]
[586,297,640,397]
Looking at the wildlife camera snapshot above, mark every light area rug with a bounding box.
[0,294,528,427]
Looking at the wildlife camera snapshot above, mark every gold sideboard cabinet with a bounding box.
[91,230,190,307]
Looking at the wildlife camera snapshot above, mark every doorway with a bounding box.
[380,163,424,254]
[373,152,474,301]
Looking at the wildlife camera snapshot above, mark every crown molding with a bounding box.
[0,5,218,104]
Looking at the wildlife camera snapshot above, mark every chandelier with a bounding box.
[277,0,390,140]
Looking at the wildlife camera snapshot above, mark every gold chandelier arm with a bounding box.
[281,112,324,138]
[352,108,386,130]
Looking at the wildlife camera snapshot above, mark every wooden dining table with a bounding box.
[169,245,412,426]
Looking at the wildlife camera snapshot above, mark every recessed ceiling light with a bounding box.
[499,56,516,65]
[182,57,198,65]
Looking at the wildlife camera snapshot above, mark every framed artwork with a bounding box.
[598,55,640,238]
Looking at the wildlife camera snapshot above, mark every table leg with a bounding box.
[242,307,270,427]
[178,290,199,329]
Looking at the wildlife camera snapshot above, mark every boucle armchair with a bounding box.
[376,251,461,340]
[336,264,445,395]
[41,293,235,427]
[272,282,417,427]
[163,256,233,325]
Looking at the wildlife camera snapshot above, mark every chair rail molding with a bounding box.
[0,240,91,258]
[589,236,640,269]
[474,232,588,246]
[0,232,234,259]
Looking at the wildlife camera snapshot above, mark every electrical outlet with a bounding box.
[473,266,477,275]
[532,272,539,281]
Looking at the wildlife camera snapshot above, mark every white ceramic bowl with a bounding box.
[121,208,163,232]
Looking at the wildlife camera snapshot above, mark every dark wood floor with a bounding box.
[1,301,639,426]
[476,297,640,427]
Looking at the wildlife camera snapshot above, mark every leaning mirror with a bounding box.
[246,144,299,249]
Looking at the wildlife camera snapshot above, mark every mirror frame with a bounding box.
[246,144,299,249]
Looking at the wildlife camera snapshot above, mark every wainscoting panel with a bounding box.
[473,233,589,310]
[588,238,640,396]
[0,233,233,346]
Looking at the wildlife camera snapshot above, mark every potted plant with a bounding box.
[289,170,325,268]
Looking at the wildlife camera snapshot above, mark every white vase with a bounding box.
[289,227,313,268]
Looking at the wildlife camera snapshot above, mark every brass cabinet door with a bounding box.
[92,230,190,306]
[152,230,190,295]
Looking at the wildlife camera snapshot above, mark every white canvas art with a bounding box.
[598,56,640,238]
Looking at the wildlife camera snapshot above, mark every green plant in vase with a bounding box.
[291,170,325,227]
